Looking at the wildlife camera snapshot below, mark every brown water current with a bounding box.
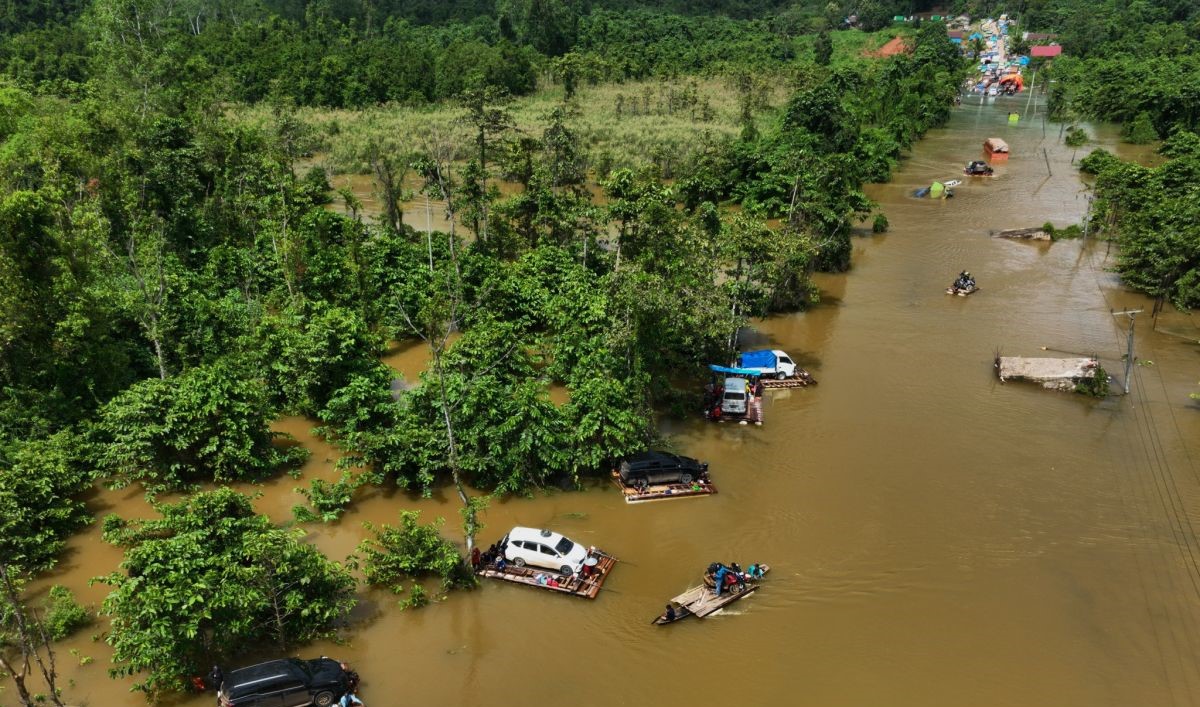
[22,100,1200,707]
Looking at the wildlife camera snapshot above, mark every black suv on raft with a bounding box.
[619,451,708,486]
[217,657,348,707]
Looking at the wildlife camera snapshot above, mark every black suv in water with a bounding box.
[618,451,708,486]
[217,657,348,707]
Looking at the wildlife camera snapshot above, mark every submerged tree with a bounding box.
[99,489,355,696]
[0,562,68,707]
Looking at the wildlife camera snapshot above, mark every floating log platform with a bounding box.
[477,552,618,599]
[995,356,1103,391]
[761,369,818,388]
[653,564,771,624]
[993,227,1051,241]
[611,471,717,504]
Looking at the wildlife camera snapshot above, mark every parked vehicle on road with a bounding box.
[501,527,589,576]
[217,657,348,707]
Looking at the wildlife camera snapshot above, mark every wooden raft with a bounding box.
[610,471,717,504]
[760,370,818,389]
[477,552,617,599]
[672,583,760,619]
[654,564,771,624]
[714,397,763,425]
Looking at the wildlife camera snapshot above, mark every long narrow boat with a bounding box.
[652,564,770,625]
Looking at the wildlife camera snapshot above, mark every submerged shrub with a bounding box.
[1076,363,1110,398]
[1065,126,1089,147]
[1122,112,1158,145]
[351,511,469,597]
[44,585,91,640]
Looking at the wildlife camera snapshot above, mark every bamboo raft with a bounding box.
[653,564,771,625]
[477,552,618,599]
[611,471,717,504]
[713,397,763,425]
[760,371,817,389]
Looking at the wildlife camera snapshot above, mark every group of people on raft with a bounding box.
[951,270,976,292]
[471,542,505,571]
[705,561,766,596]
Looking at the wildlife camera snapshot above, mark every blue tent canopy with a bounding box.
[708,364,761,377]
[969,32,983,39]
[1018,56,1030,65]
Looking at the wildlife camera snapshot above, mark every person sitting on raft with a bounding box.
[953,271,975,290]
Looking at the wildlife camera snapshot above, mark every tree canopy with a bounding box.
[98,489,356,696]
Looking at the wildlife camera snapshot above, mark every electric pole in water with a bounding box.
[1112,309,1143,394]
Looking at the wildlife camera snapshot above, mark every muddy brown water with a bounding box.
[22,101,1200,707]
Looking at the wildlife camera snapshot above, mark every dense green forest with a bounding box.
[2,0,1120,698]
[1011,0,1199,306]
[1021,0,1200,138]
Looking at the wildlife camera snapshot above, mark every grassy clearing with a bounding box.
[231,28,909,197]
[241,74,784,178]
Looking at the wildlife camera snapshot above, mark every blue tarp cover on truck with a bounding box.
[708,364,761,376]
[738,350,777,369]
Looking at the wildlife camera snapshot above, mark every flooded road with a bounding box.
[32,101,1200,707]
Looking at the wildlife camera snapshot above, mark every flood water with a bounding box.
[26,100,1200,707]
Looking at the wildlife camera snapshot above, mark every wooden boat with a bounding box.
[945,285,979,296]
[983,137,1010,160]
[652,564,771,625]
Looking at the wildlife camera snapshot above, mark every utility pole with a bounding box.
[1112,309,1143,394]
[1081,194,1094,241]
[1024,68,1036,116]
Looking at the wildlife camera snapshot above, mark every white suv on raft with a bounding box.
[501,527,589,576]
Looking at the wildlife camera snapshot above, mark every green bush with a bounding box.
[872,213,889,233]
[1065,126,1089,147]
[351,511,469,596]
[293,473,360,523]
[1122,112,1158,144]
[43,585,91,640]
[1079,148,1120,175]
[1076,364,1110,397]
